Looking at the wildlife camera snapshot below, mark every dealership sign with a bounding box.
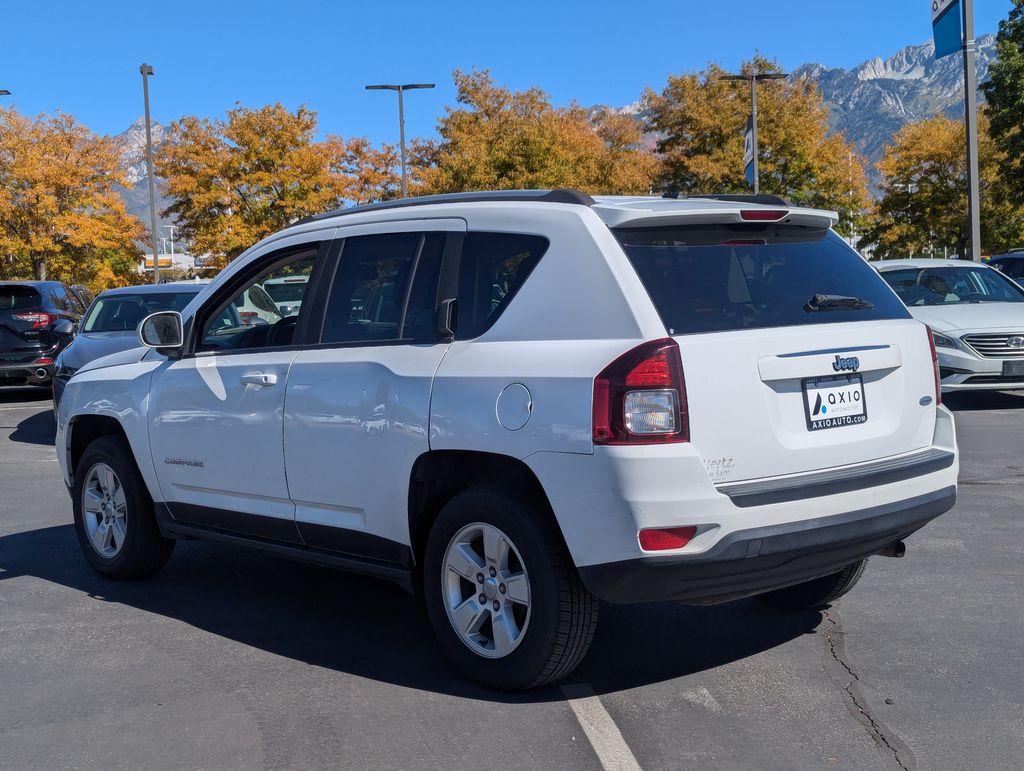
[932,0,962,59]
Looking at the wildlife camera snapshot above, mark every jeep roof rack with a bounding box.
[296,188,596,226]
[662,192,793,207]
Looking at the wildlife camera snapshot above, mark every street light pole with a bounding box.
[721,71,788,195]
[0,90,10,96]
[163,224,177,266]
[365,83,435,198]
[962,0,981,261]
[140,63,160,284]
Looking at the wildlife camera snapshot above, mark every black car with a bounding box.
[0,281,83,388]
[989,250,1024,280]
[70,284,96,308]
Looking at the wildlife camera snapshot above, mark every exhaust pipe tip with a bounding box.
[35,368,49,379]
[877,540,906,559]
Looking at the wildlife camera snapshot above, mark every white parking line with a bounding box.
[561,683,642,771]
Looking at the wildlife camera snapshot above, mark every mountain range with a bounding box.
[112,34,1000,240]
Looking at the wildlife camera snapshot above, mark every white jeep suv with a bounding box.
[56,190,958,690]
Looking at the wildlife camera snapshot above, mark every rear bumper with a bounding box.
[0,361,53,386]
[578,486,956,605]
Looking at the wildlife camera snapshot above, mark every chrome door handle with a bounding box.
[240,372,278,387]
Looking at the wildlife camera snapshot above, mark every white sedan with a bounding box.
[876,258,1024,392]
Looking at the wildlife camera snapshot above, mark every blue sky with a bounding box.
[0,0,1014,145]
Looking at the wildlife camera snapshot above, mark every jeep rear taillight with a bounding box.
[926,327,942,406]
[593,338,689,445]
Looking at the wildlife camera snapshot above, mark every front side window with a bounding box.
[83,292,199,332]
[199,251,316,352]
[320,232,445,344]
[879,266,1024,306]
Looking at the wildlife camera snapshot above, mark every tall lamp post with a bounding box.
[0,90,10,96]
[139,63,160,284]
[721,71,789,195]
[961,0,981,261]
[365,83,435,198]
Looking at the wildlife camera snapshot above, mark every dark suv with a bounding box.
[989,250,1024,280]
[0,281,84,388]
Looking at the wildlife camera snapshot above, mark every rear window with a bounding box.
[613,226,909,334]
[264,279,308,303]
[0,286,42,311]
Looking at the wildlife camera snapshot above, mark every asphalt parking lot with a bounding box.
[1,388,1022,771]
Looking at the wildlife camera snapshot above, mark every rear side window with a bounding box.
[321,232,445,344]
[456,232,549,339]
[613,227,909,335]
[0,286,42,310]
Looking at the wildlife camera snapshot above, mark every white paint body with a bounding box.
[56,197,959,576]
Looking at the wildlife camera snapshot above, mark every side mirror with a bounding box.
[53,319,75,338]
[139,311,184,351]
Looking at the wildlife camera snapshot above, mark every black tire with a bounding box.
[423,487,599,690]
[756,559,868,610]
[72,435,175,580]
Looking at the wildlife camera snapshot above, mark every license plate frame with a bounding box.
[801,373,868,432]
[1002,360,1024,377]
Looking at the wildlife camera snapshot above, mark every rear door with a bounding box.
[283,219,461,559]
[614,225,936,483]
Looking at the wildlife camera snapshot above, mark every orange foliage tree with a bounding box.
[0,107,143,288]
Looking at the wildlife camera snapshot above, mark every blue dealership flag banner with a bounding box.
[743,116,754,186]
[932,0,962,59]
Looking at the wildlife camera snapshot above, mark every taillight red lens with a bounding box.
[926,327,942,406]
[639,526,697,551]
[34,357,54,365]
[739,209,789,222]
[239,311,258,325]
[593,338,689,445]
[12,312,55,329]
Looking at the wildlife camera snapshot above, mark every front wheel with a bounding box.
[423,487,598,690]
[756,559,867,610]
[72,436,175,580]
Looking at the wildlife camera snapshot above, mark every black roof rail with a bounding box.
[662,192,793,207]
[294,188,595,226]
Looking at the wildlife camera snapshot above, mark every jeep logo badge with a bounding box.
[832,354,860,373]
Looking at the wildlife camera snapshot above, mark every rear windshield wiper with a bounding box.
[803,294,875,312]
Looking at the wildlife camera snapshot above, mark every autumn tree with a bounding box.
[858,113,1024,259]
[157,103,352,264]
[981,0,1024,207]
[333,138,404,204]
[419,70,657,195]
[643,57,870,234]
[0,107,144,288]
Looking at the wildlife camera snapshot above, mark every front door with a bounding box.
[148,238,325,541]
[283,220,462,561]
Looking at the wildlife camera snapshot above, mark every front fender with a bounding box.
[56,359,163,500]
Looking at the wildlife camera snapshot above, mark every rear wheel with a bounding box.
[756,559,867,610]
[72,436,174,580]
[423,487,598,690]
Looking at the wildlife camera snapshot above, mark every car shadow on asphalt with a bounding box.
[944,390,1024,412]
[9,409,56,446]
[0,523,823,702]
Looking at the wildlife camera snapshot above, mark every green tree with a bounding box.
[643,57,871,235]
[981,0,1024,208]
[0,107,143,288]
[420,70,656,195]
[858,113,1024,259]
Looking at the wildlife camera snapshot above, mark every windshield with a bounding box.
[0,286,42,311]
[263,279,307,303]
[878,266,1024,306]
[82,292,198,332]
[613,227,909,334]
